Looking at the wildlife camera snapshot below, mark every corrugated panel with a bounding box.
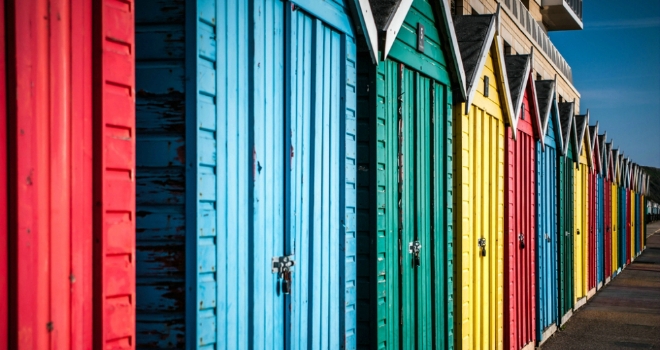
[504,93,536,349]
[618,187,626,269]
[536,137,558,341]
[588,172,596,290]
[455,47,505,350]
[134,0,187,347]
[93,0,136,348]
[604,180,611,279]
[630,191,635,260]
[626,190,631,264]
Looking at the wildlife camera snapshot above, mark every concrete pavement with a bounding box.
[540,224,660,349]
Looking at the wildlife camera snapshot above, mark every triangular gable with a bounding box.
[558,102,575,157]
[613,149,620,184]
[536,79,563,152]
[504,53,542,143]
[589,124,599,173]
[605,142,613,180]
[370,0,467,102]
[574,111,591,167]
[348,0,379,63]
[453,7,515,126]
[371,0,413,60]
[598,133,607,177]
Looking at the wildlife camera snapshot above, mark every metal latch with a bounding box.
[519,233,526,249]
[577,229,580,235]
[545,233,551,243]
[409,241,422,267]
[272,255,295,295]
[565,231,570,237]
[478,238,486,257]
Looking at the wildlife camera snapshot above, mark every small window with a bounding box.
[484,76,490,97]
[521,103,525,120]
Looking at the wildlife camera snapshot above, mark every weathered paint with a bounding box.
[357,1,456,348]
[504,57,539,350]
[455,41,508,350]
[136,1,358,348]
[535,82,560,343]
[7,0,100,348]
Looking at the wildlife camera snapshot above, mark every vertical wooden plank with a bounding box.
[71,0,94,347]
[10,0,51,347]
[93,0,136,348]
[49,0,72,347]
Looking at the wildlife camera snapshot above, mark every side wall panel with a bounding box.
[94,0,136,348]
[135,0,187,346]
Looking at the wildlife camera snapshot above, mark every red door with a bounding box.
[93,0,136,348]
[504,79,537,350]
[604,180,611,279]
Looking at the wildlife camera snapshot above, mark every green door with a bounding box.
[357,58,453,349]
[558,149,574,320]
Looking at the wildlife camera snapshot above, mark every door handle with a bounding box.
[519,233,526,249]
[478,238,487,257]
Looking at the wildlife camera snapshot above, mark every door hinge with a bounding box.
[272,255,295,295]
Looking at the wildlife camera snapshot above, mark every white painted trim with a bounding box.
[350,0,380,64]
[539,324,558,346]
[437,0,467,102]
[574,296,587,310]
[382,0,413,60]
[494,34,517,137]
[560,309,573,325]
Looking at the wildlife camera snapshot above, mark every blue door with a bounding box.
[136,0,357,348]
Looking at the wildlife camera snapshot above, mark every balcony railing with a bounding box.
[565,0,583,21]
[502,0,573,83]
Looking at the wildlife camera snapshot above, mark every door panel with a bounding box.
[558,155,574,318]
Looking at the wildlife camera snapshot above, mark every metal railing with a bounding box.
[566,0,583,21]
[502,0,573,83]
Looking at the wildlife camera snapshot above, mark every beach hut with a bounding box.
[611,148,620,275]
[573,112,590,307]
[534,79,562,345]
[135,0,368,347]
[557,101,577,325]
[618,154,627,269]
[601,137,612,282]
[503,53,543,350]
[588,124,600,290]
[453,8,516,349]
[355,1,465,348]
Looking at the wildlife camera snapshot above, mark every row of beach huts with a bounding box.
[0,0,652,349]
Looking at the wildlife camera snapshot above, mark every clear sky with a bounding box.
[549,0,660,168]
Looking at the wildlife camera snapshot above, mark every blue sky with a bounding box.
[549,0,660,168]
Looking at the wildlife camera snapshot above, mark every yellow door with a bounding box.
[611,183,618,273]
[631,191,636,258]
[574,148,589,301]
[455,47,504,350]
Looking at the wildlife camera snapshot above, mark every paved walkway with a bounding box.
[541,223,660,349]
